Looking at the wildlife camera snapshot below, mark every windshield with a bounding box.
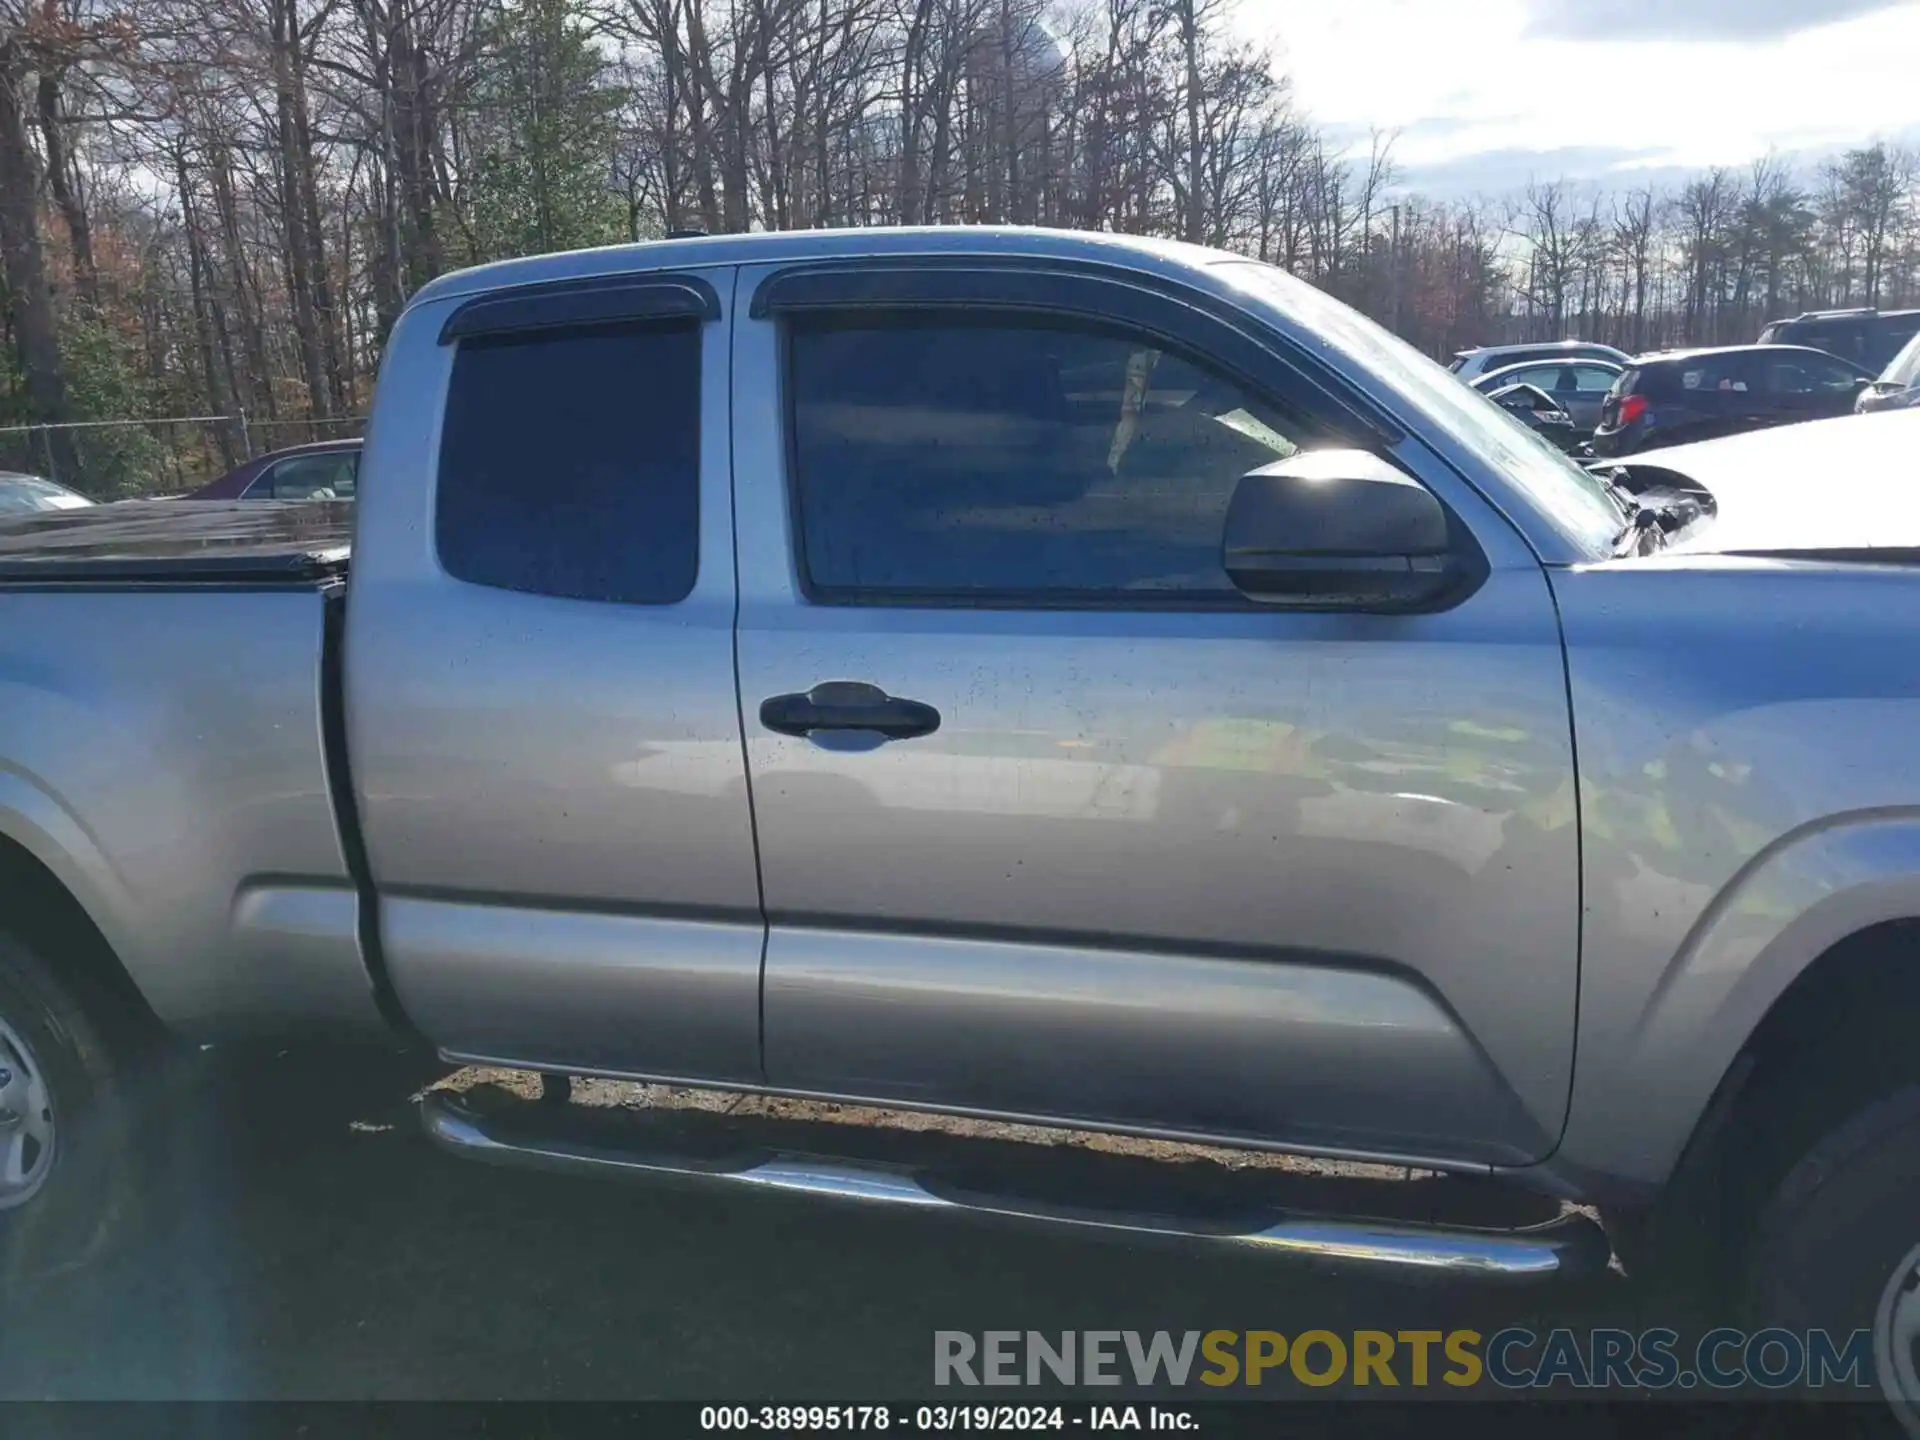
[1881,328,1920,388]
[0,475,93,514]
[1213,261,1623,554]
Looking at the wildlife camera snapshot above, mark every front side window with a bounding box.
[257,452,357,499]
[1766,355,1859,394]
[437,319,700,604]
[786,315,1314,602]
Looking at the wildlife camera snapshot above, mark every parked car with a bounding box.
[1472,358,1623,431]
[1591,343,1875,456]
[1858,327,1920,414]
[0,472,93,514]
[1758,307,1920,373]
[1448,339,1630,382]
[1483,380,1584,452]
[7,229,1920,1389]
[184,438,360,500]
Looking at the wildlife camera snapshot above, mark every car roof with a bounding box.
[1474,356,1622,384]
[1455,340,1617,357]
[1769,308,1920,325]
[1631,343,1850,364]
[407,226,1228,309]
[251,438,361,459]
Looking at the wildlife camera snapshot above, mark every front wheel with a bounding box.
[0,931,137,1278]
[1746,1087,1920,1425]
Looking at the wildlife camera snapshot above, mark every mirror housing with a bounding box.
[1222,450,1470,612]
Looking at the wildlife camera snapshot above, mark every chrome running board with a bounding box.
[420,1091,1608,1283]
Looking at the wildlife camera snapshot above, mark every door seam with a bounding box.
[720,263,774,1086]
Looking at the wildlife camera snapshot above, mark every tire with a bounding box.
[1746,1086,1920,1420]
[0,929,137,1280]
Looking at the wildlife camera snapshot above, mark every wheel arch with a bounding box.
[1615,842,1920,1281]
[0,787,159,1046]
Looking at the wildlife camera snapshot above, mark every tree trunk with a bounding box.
[35,69,95,305]
[208,138,278,423]
[176,149,238,469]
[270,0,333,422]
[290,36,347,413]
[1179,0,1203,244]
[0,47,78,480]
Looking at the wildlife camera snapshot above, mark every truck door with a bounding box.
[345,267,764,1084]
[729,260,1581,1169]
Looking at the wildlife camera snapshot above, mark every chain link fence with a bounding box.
[0,414,365,500]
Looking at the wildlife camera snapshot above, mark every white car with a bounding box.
[1449,340,1632,383]
[1859,328,1920,413]
[0,472,93,514]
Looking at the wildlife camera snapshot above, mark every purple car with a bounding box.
[185,439,360,500]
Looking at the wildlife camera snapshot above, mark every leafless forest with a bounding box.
[2,0,1918,492]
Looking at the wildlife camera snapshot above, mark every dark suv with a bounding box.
[1757,307,1920,372]
[1591,344,1874,456]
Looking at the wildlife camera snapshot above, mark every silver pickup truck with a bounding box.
[1,228,1915,1358]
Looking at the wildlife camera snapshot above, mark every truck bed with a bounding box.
[0,499,351,585]
[0,506,384,1041]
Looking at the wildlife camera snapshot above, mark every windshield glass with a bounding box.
[1213,261,1623,553]
[1881,328,1920,387]
[0,475,92,513]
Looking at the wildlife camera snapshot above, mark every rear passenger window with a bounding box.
[1501,365,1559,390]
[1680,356,1752,393]
[437,320,700,604]
[785,315,1314,602]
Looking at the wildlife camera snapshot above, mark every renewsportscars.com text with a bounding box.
[933,1328,1876,1391]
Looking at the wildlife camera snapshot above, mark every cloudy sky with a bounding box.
[1230,0,1920,196]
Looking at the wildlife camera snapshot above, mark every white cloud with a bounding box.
[1230,0,1920,189]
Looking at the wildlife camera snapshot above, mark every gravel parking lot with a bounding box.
[0,1048,1688,1403]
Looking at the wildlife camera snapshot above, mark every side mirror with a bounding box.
[1222,450,1470,612]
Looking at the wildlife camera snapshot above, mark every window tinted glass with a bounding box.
[1678,354,1757,394]
[437,320,700,604]
[1496,365,1560,390]
[1625,364,1676,399]
[1570,366,1618,392]
[1781,320,1885,368]
[1872,319,1920,372]
[787,316,1313,600]
[1766,354,1860,394]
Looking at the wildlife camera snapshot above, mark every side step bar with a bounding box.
[421,1092,1610,1284]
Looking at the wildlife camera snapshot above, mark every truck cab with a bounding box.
[3,233,1919,1376]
